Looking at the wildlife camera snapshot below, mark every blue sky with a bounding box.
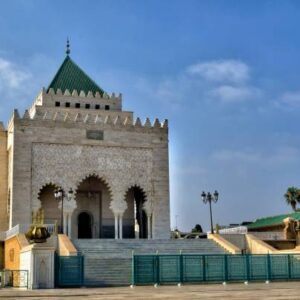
[1,0,300,231]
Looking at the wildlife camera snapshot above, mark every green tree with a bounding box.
[191,224,203,233]
[284,187,300,211]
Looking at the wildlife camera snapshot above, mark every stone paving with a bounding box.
[0,282,300,300]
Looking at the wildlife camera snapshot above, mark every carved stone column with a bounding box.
[147,216,151,240]
[110,197,128,240]
[143,199,154,240]
[119,215,123,240]
[58,193,77,237]
[114,215,118,239]
[67,214,72,237]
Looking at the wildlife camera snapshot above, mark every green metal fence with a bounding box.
[133,254,300,285]
[55,255,84,287]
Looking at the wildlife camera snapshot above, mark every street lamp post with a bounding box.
[54,188,73,234]
[201,190,219,234]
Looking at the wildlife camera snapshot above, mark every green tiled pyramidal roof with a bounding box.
[247,212,300,229]
[47,55,105,96]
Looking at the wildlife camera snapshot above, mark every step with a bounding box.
[72,239,226,286]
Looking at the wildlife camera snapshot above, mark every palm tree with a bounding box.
[284,187,300,211]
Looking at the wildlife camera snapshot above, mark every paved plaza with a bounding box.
[0,282,300,299]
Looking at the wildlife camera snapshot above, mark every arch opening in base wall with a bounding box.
[123,186,147,239]
[73,175,113,239]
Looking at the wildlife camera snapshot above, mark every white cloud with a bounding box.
[97,59,261,111]
[185,59,261,105]
[187,59,249,83]
[208,85,261,103]
[0,58,31,90]
[211,147,300,165]
[280,91,300,108]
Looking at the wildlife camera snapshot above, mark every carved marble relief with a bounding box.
[31,143,153,214]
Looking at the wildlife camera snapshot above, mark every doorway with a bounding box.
[78,212,92,238]
[75,175,114,239]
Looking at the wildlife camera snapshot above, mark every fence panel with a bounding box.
[248,255,268,281]
[270,255,289,280]
[204,255,225,282]
[133,253,300,285]
[290,254,300,279]
[134,255,157,284]
[227,255,247,281]
[55,255,84,287]
[159,255,180,283]
[182,255,204,282]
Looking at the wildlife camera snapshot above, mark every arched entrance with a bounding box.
[78,212,92,238]
[72,175,113,239]
[124,186,147,239]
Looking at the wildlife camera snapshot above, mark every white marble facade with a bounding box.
[6,85,170,239]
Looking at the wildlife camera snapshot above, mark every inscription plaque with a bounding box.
[86,130,104,140]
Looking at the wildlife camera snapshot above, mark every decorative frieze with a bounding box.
[32,143,154,214]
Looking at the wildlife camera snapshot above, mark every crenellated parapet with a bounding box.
[28,87,124,118]
[16,107,168,132]
[47,87,121,100]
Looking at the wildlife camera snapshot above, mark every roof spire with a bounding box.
[66,38,71,56]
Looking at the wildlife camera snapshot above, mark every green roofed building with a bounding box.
[0,42,170,244]
[247,212,300,232]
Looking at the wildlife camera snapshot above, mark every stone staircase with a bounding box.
[73,239,227,286]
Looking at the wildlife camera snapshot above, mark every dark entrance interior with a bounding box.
[78,212,92,238]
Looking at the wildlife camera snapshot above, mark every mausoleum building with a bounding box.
[0,49,170,240]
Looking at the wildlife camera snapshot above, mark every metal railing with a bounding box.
[219,226,248,234]
[133,253,300,285]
